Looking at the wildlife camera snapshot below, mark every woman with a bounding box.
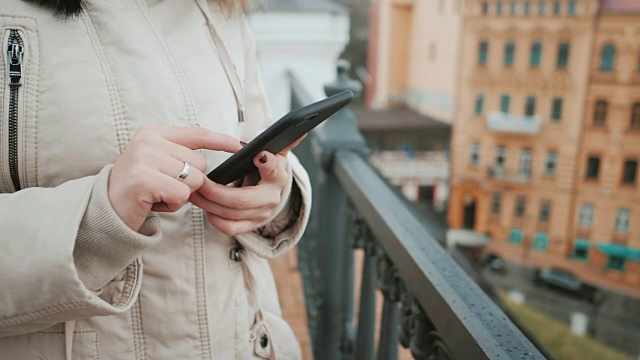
[0,0,310,359]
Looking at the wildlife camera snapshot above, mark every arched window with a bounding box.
[593,100,608,126]
[600,44,616,71]
[631,103,640,129]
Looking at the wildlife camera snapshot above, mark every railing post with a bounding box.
[376,254,403,360]
[353,220,377,360]
[312,60,368,360]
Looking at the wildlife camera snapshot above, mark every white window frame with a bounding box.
[579,204,593,228]
[545,151,557,176]
[518,149,532,177]
[470,143,481,167]
[615,209,631,234]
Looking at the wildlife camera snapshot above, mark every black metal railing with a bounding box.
[291,62,545,360]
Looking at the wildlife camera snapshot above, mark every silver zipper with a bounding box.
[6,29,24,191]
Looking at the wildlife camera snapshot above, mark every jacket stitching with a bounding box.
[134,0,212,358]
[0,300,90,327]
[79,12,129,154]
[133,0,198,125]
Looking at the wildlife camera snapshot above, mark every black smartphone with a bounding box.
[207,90,354,184]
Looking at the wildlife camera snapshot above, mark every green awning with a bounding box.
[596,243,640,260]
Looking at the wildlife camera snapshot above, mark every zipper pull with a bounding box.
[7,43,24,86]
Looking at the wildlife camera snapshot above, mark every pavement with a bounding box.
[482,259,640,357]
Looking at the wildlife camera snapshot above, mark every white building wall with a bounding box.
[248,11,350,120]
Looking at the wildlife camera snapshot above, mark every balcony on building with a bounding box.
[486,111,542,135]
[487,165,532,183]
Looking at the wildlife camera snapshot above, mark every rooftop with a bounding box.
[600,0,640,13]
[261,0,347,13]
[352,106,452,131]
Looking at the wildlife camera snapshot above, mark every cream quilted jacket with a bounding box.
[0,0,311,359]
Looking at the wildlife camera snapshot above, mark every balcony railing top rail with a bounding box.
[290,62,545,360]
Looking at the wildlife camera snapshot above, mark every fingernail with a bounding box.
[259,154,268,164]
[192,123,201,127]
[240,141,248,147]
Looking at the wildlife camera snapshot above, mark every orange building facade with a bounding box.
[449,0,640,290]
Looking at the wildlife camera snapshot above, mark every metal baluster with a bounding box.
[376,254,403,360]
[352,219,377,360]
[339,206,358,359]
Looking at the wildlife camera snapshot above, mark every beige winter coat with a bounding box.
[0,0,311,359]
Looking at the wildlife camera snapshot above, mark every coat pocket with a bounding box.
[250,309,302,360]
[0,330,98,360]
[0,17,39,193]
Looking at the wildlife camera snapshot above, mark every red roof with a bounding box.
[600,0,640,13]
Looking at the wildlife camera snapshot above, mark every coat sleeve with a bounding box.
[0,165,161,337]
[234,15,312,259]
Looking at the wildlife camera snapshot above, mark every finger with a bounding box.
[147,173,192,212]
[140,124,243,153]
[206,213,259,237]
[157,157,206,193]
[279,134,307,156]
[189,192,273,222]
[253,151,288,186]
[197,179,281,210]
[163,140,208,172]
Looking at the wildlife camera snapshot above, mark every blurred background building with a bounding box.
[448,0,640,292]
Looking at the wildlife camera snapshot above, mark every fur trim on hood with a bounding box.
[23,0,85,17]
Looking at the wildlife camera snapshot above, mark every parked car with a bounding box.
[483,253,506,273]
[533,268,604,304]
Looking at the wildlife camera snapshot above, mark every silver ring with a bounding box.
[177,162,191,180]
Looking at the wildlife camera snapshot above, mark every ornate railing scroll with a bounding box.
[290,61,545,360]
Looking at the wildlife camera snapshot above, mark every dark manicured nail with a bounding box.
[240,141,248,147]
[259,154,268,164]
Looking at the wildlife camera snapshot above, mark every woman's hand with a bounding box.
[189,136,305,236]
[108,125,242,231]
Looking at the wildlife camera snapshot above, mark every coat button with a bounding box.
[230,247,244,262]
[260,333,269,349]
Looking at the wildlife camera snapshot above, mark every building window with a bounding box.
[586,156,600,179]
[530,41,542,67]
[533,233,549,251]
[579,204,594,228]
[497,1,503,14]
[518,149,532,178]
[482,2,489,14]
[475,93,485,115]
[545,151,557,175]
[593,100,608,126]
[495,146,507,170]
[524,1,531,14]
[478,41,489,65]
[504,41,515,66]
[557,42,570,69]
[553,0,561,14]
[600,44,616,71]
[509,228,524,244]
[515,196,526,217]
[631,103,640,129]
[568,0,576,15]
[571,239,589,260]
[622,160,638,184]
[551,98,563,121]
[491,192,502,214]
[500,94,511,113]
[525,96,536,116]
[539,200,551,222]
[470,143,481,167]
[607,256,626,271]
[615,209,631,233]
[511,0,517,14]
[538,0,545,14]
